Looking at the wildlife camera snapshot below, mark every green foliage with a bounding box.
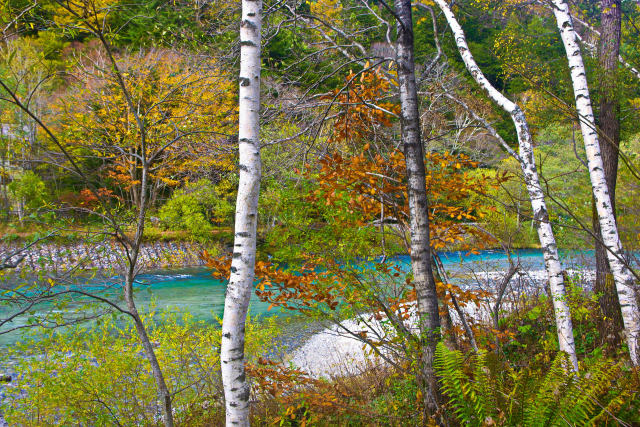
[108,0,204,48]
[564,275,601,356]
[1,311,286,425]
[158,179,233,241]
[434,342,639,426]
[617,133,640,248]
[469,165,539,248]
[494,14,566,97]
[259,177,394,263]
[473,123,622,249]
[499,279,604,361]
[8,170,48,211]
[369,372,421,422]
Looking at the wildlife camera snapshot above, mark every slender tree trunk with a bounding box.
[1,149,8,222]
[492,263,519,353]
[17,199,24,224]
[431,257,458,350]
[593,0,625,350]
[129,153,175,427]
[0,27,177,425]
[125,276,174,427]
[220,0,262,423]
[433,0,578,370]
[551,0,639,366]
[130,150,140,209]
[150,179,161,210]
[434,254,477,352]
[394,0,441,414]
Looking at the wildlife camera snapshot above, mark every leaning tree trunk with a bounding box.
[125,276,174,427]
[433,0,578,370]
[551,0,639,366]
[394,0,442,414]
[127,152,175,427]
[220,0,263,424]
[593,0,625,350]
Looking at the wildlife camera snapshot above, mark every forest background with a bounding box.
[1,0,640,425]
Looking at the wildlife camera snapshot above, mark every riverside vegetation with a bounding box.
[1,0,640,425]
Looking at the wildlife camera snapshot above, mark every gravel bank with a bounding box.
[289,268,596,378]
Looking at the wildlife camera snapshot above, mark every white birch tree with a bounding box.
[432,0,579,370]
[550,0,639,366]
[220,0,263,423]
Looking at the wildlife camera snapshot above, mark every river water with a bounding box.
[0,249,601,347]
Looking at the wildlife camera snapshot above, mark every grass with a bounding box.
[0,222,235,245]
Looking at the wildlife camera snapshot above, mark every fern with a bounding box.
[523,353,585,426]
[434,343,496,425]
[434,343,636,426]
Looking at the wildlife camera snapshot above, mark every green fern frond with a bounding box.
[434,345,635,426]
[434,342,487,425]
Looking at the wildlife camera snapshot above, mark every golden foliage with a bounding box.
[313,146,504,251]
[310,0,343,23]
[50,49,237,203]
[45,0,119,30]
[324,68,400,146]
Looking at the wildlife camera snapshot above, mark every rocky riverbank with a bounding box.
[289,267,598,378]
[0,241,209,272]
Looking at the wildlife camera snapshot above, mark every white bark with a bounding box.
[433,0,578,370]
[573,32,640,81]
[550,0,639,366]
[531,0,640,81]
[221,0,262,424]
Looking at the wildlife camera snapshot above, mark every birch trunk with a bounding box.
[433,0,578,370]
[394,0,441,413]
[221,0,262,423]
[550,0,639,366]
[593,0,624,349]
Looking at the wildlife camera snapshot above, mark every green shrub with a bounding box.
[1,311,286,426]
[8,170,49,214]
[158,179,233,241]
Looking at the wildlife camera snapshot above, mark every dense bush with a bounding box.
[158,179,234,241]
[1,311,285,425]
[7,170,48,215]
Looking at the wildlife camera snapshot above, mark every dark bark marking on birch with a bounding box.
[241,20,257,30]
